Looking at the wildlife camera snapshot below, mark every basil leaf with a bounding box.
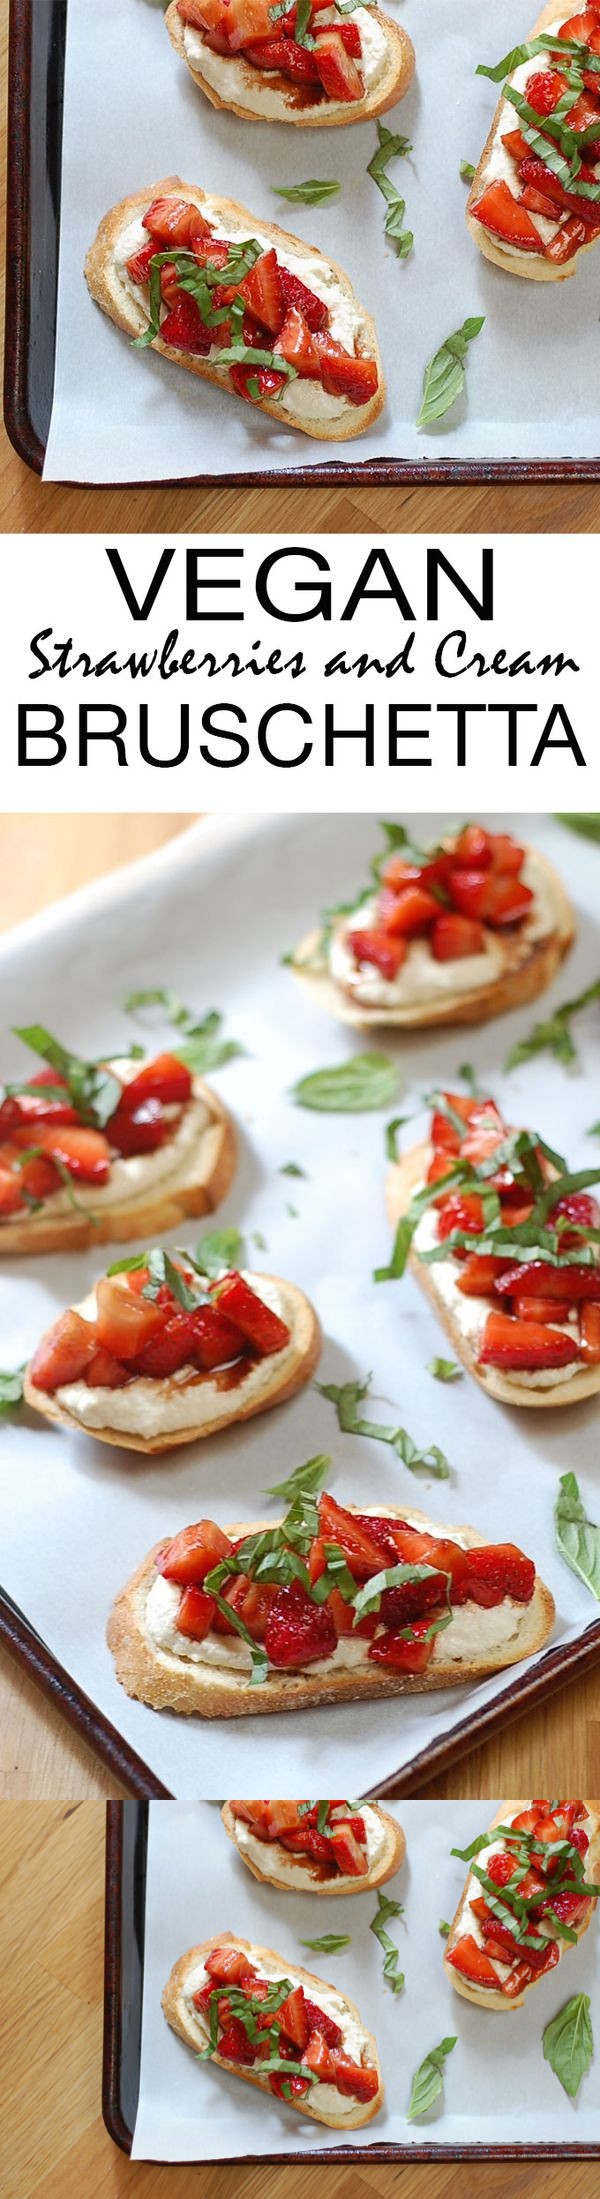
[351,1561,448,1626]
[460,160,476,181]
[427,1358,461,1383]
[299,1934,351,1953]
[385,1114,409,1163]
[417,317,485,430]
[193,1228,244,1278]
[141,1247,199,1311]
[439,1921,451,1938]
[280,1162,307,1177]
[374,1162,464,1282]
[556,813,600,842]
[13,1025,121,1131]
[555,1471,600,1601]
[317,1374,450,1476]
[407,2037,456,2121]
[292,1053,398,1113]
[273,179,341,205]
[370,1890,405,1995]
[476,43,534,81]
[123,990,246,1072]
[457,1062,480,1095]
[264,1452,331,1502]
[367,122,413,257]
[506,978,600,1070]
[543,1994,593,2099]
[0,1365,25,1415]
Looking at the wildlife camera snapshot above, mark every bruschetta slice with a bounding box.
[166,0,414,129]
[222,1798,405,1892]
[107,1487,554,1715]
[386,1091,600,1408]
[85,178,385,441]
[0,1034,235,1255]
[445,1800,600,2010]
[24,1251,321,1452]
[291,822,574,1029]
[468,6,600,280]
[163,1931,383,2126]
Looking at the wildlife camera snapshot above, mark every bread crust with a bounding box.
[24,1276,321,1453]
[162,1929,383,2127]
[444,1800,600,2011]
[467,2,600,283]
[107,1501,555,1717]
[165,0,414,128]
[0,1079,236,1257]
[386,1141,600,1410]
[84,176,385,443]
[292,847,575,1030]
[221,1800,406,1893]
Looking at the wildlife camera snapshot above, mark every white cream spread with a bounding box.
[232,1803,386,1888]
[478,15,600,260]
[413,1201,586,1392]
[330,850,555,1011]
[55,1271,293,1432]
[183,8,388,119]
[183,1945,372,2117]
[0,1059,209,1227]
[142,1506,531,1679]
[455,1802,597,1979]
[113,200,369,426]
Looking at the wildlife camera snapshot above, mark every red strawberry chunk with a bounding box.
[313,331,378,406]
[239,248,284,334]
[108,1099,167,1157]
[245,34,320,78]
[218,2018,257,2065]
[156,1519,232,1587]
[29,1310,98,1394]
[126,240,157,286]
[229,364,287,403]
[460,1543,535,1608]
[304,2030,337,2082]
[269,2071,311,2099]
[438,1191,485,1242]
[471,178,544,251]
[143,196,210,246]
[446,1934,500,1987]
[313,26,364,100]
[160,294,213,355]
[333,2054,379,2102]
[278,307,321,379]
[303,1999,343,2049]
[84,1347,128,1390]
[526,68,568,114]
[479,1309,581,1370]
[496,1261,600,1304]
[279,267,328,331]
[432,913,484,961]
[278,1987,309,2051]
[213,1272,290,1355]
[346,927,406,980]
[486,1851,518,1889]
[205,1946,257,1984]
[368,1622,436,1673]
[264,1579,337,1668]
[177,1586,217,1639]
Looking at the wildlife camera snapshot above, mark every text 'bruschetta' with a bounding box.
[85,179,385,440]
[167,0,414,129]
[386,1091,600,1407]
[24,1251,320,1452]
[107,1487,554,1716]
[163,1932,383,2126]
[468,5,600,280]
[445,1800,600,2009]
[292,822,574,1030]
[0,1032,235,1254]
[222,1799,405,1892]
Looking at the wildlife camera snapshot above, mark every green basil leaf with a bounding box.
[543,1993,594,2099]
[317,1374,450,1476]
[352,1561,448,1626]
[193,1228,244,1278]
[427,1358,462,1383]
[0,1365,26,1415]
[280,1161,307,1177]
[13,1026,121,1131]
[385,1114,409,1162]
[123,990,246,1073]
[299,1933,352,1953]
[264,1452,331,1502]
[370,1890,405,1994]
[460,160,476,181]
[292,1053,399,1113]
[506,978,600,1071]
[273,179,341,205]
[439,1921,451,1938]
[555,813,600,842]
[417,317,485,430]
[407,2037,456,2122]
[142,1248,199,1311]
[555,1471,600,1602]
[367,122,413,257]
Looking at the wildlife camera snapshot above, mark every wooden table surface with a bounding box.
[0,814,599,1804]
[1,1800,597,2199]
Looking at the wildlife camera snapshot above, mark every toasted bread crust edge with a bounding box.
[444,1800,600,2011]
[220,1800,406,1893]
[23,1277,321,1453]
[165,0,414,128]
[466,2,600,283]
[84,175,385,444]
[291,847,575,1030]
[162,1929,383,2127]
[107,1503,555,1718]
[386,1141,600,1410]
[0,1079,236,1256]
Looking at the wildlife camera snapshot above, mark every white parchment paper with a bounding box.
[129,1799,600,2156]
[0,814,599,1796]
[43,0,600,481]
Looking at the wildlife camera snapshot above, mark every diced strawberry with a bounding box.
[513,1296,571,1325]
[194,239,233,271]
[446,1934,500,1987]
[502,128,530,162]
[84,1347,128,1389]
[269,2071,311,2099]
[313,26,364,99]
[226,0,274,44]
[278,306,320,379]
[380,1569,446,1629]
[29,1310,98,1393]
[486,1851,518,1888]
[379,883,441,936]
[230,1800,271,1836]
[0,1164,23,1214]
[329,1825,368,1876]
[11,1121,110,1184]
[368,1622,436,1673]
[213,1272,290,1355]
[485,874,535,927]
[160,294,213,355]
[313,332,378,405]
[427,1151,460,1191]
[526,67,569,114]
[318,1492,394,1579]
[239,249,284,335]
[94,1277,166,1362]
[327,1585,374,1638]
[488,833,526,875]
[178,0,229,27]
[453,824,492,868]
[545,219,590,263]
[156,1519,232,1587]
[563,90,600,158]
[265,1579,337,1668]
[205,1946,257,1984]
[336,20,362,54]
[438,1192,485,1242]
[279,266,328,331]
[332,2054,379,2102]
[496,1261,600,1304]
[471,178,545,250]
[520,184,562,219]
[519,155,600,228]
[134,1312,199,1378]
[229,364,287,403]
[559,9,600,40]
[382,852,452,894]
[107,1099,167,1156]
[280,1823,332,1863]
[8,1070,78,1129]
[456,1255,511,1297]
[265,1799,304,1836]
[461,1543,535,1608]
[177,1585,217,1639]
[550,1191,600,1237]
[143,197,210,246]
[479,1309,581,1371]
[127,240,158,286]
[16,1150,60,1199]
[432,913,484,961]
[448,869,490,921]
[220,1576,276,1641]
[346,927,406,980]
[581,1302,600,1362]
[304,2030,337,2082]
[431,1093,474,1153]
[245,34,320,77]
[119,1054,193,1111]
[190,1305,246,1370]
[303,1999,343,2048]
[218,2018,256,2065]
[278,1987,309,2051]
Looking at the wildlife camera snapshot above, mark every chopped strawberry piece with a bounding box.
[218,2018,257,2065]
[160,294,213,354]
[379,883,441,936]
[346,927,406,980]
[178,0,228,27]
[304,2030,337,2082]
[84,1347,128,1389]
[11,1121,111,1184]
[559,9,600,39]
[479,1309,581,1370]
[265,1799,304,1836]
[278,1987,309,2052]
[134,1312,199,1378]
[245,34,320,77]
[471,178,544,250]
[239,248,284,335]
[380,1570,447,1629]
[313,331,378,405]
[29,1310,98,1393]
[336,20,362,54]
[368,1621,436,1673]
[264,1578,337,1668]
[229,364,287,403]
[212,1272,290,1355]
[313,26,364,100]
[453,824,492,867]
[280,1823,332,1862]
[431,1093,475,1153]
[120,1054,193,1111]
[446,1934,500,1987]
[513,1296,571,1325]
[222,1577,276,1642]
[526,67,569,114]
[108,1100,167,1157]
[550,1191,600,1236]
[15,1150,60,1199]
[177,1585,217,1639]
[303,1999,343,2048]
[456,1254,511,1297]
[383,852,452,894]
[437,1192,485,1242]
[485,874,535,927]
[488,832,526,874]
[318,1492,395,1578]
[460,1543,535,1608]
[190,1305,246,1370]
[432,913,485,961]
[156,1519,232,1586]
[205,1946,257,1984]
[126,241,157,286]
[486,1850,518,1888]
[329,1825,368,1876]
[448,868,490,921]
[230,1800,271,1837]
[279,266,328,331]
[278,307,320,379]
[502,128,530,163]
[0,1165,23,1214]
[332,2054,379,2102]
[143,197,210,247]
[94,1277,166,1362]
[496,1261,600,1303]
[225,0,274,45]
[520,184,562,219]
[581,1302,600,1361]
[327,1585,375,1638]
[269,2071,311,2100]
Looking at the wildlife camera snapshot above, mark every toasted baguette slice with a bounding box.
[107,1501,555,1717]
[386,1142,600,1410]
[221,1800,405,1893]
[85,176,385,443]
[166,0,414,128]
[292,846,574,1030]
[0,1077,235,1257]
[467,3,600,283]
[445,1800,600,2011]
[24,1274,321,1453]
[163,1929,383,2126]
